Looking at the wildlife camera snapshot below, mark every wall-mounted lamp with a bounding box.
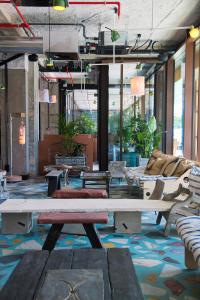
[189,26,200,39]
[53,0,68,11]
[18,120,25,145]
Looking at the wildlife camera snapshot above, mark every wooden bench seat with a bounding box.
[38,212,109,251]
[52,188,108,199]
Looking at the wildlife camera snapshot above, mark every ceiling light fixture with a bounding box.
[53,0,68,11]
[130,76,145,96]
[189,26,200,39]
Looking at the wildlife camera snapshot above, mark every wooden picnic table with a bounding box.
[0,248,144,300]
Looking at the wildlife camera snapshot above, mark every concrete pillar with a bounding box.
[28,61,39,175]
[0,55,40,176]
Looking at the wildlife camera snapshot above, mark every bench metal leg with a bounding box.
[83,224,104,248]
[42,224,64,251]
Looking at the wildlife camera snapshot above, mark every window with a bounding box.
[173,45,186,156]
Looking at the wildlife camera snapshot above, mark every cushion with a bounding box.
[53,188,108,199]
[173,159,194,177]
[6,175,22,183]
[162,157,180,177]
[38,212,109,224]
[147,157,167,175]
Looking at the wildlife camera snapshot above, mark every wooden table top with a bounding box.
[0,249,144,300]
[0,198,174,213]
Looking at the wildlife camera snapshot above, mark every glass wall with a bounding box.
[173,45,186,156]
[108,63,154,166]
[193,39,200,160]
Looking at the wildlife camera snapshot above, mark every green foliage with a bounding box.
[129,115,163,158]
[75,113,97,134]
[58,113,96,156]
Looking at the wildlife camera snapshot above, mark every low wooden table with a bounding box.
[44,164,72,186]
[0,248,143,300]
[45,170,63,196]
[81,171,111,197]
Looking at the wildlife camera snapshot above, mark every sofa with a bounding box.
[125,150,200,197]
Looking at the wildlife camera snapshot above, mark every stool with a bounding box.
[38,212,108,251]
[52,188,108,199]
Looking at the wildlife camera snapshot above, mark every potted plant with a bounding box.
[57,113,96,166]
[130,115,163,166]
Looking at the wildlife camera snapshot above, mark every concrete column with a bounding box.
[28,61,39,175]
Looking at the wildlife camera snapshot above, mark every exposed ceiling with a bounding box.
[0,0,200,45]
[0,0,199,78]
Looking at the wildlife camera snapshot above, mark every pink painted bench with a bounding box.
[38,212,109,251]
[52,188,108,199]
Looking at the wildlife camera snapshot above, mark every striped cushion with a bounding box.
[176,216,200,266]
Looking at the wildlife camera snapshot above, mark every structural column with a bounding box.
[28,60,39,175]
[184,38,195,159]
[165,58,174,154]
[98,65,109,171]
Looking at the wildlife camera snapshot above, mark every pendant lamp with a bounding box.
[189,26,200,39]
[39,89,49,102]
[53,0,68,10]
[19,120,25,145]
[49,95,57,103]
[130,76,145,96]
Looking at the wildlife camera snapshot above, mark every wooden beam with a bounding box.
[184,38,195,159]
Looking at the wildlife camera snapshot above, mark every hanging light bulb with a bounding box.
[189,26,200,39]
[130,76,145,96]
[19,120,25,145]
[53,0,68,10]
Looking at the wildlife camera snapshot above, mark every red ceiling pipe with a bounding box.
[0,0,35,36]
[0,23,27,28]
[69,1,121,17]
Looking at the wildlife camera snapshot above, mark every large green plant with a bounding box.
[58,113,96,156]
[130,115,163,158]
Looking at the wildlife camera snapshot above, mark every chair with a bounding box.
[108,161,126,183]
[157,166,200,236]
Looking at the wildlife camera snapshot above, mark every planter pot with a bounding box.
[122,152,137,167]
[55,155,86,166]
[136,156,149,167]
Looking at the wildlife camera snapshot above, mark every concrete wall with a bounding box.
[0,56,40,176]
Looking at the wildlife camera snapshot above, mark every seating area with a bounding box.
[0,1,200,299]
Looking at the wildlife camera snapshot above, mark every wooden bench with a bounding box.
[38,212,109,250]
[45,170,63,196]
[0,249,144,300]
[0,198,174,235]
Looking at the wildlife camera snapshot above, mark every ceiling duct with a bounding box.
[0,36,43,53]
[43,29,79,60]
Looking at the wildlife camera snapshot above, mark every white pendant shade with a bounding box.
[19,121,25,145]
[49,95,57,103]
[130,76,145,96]
[39,89,49,103]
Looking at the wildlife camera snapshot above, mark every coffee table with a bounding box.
[80,171,111,197]
[0,249,143,300]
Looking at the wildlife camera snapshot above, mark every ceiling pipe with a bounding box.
[68,1,120,17]
[0,0,35,37]
[29,22,99,40]
[14,0,121,17]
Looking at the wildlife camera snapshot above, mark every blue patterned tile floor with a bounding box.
[0,178,200,299]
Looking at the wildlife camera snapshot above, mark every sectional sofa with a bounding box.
[124,150,200,198]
